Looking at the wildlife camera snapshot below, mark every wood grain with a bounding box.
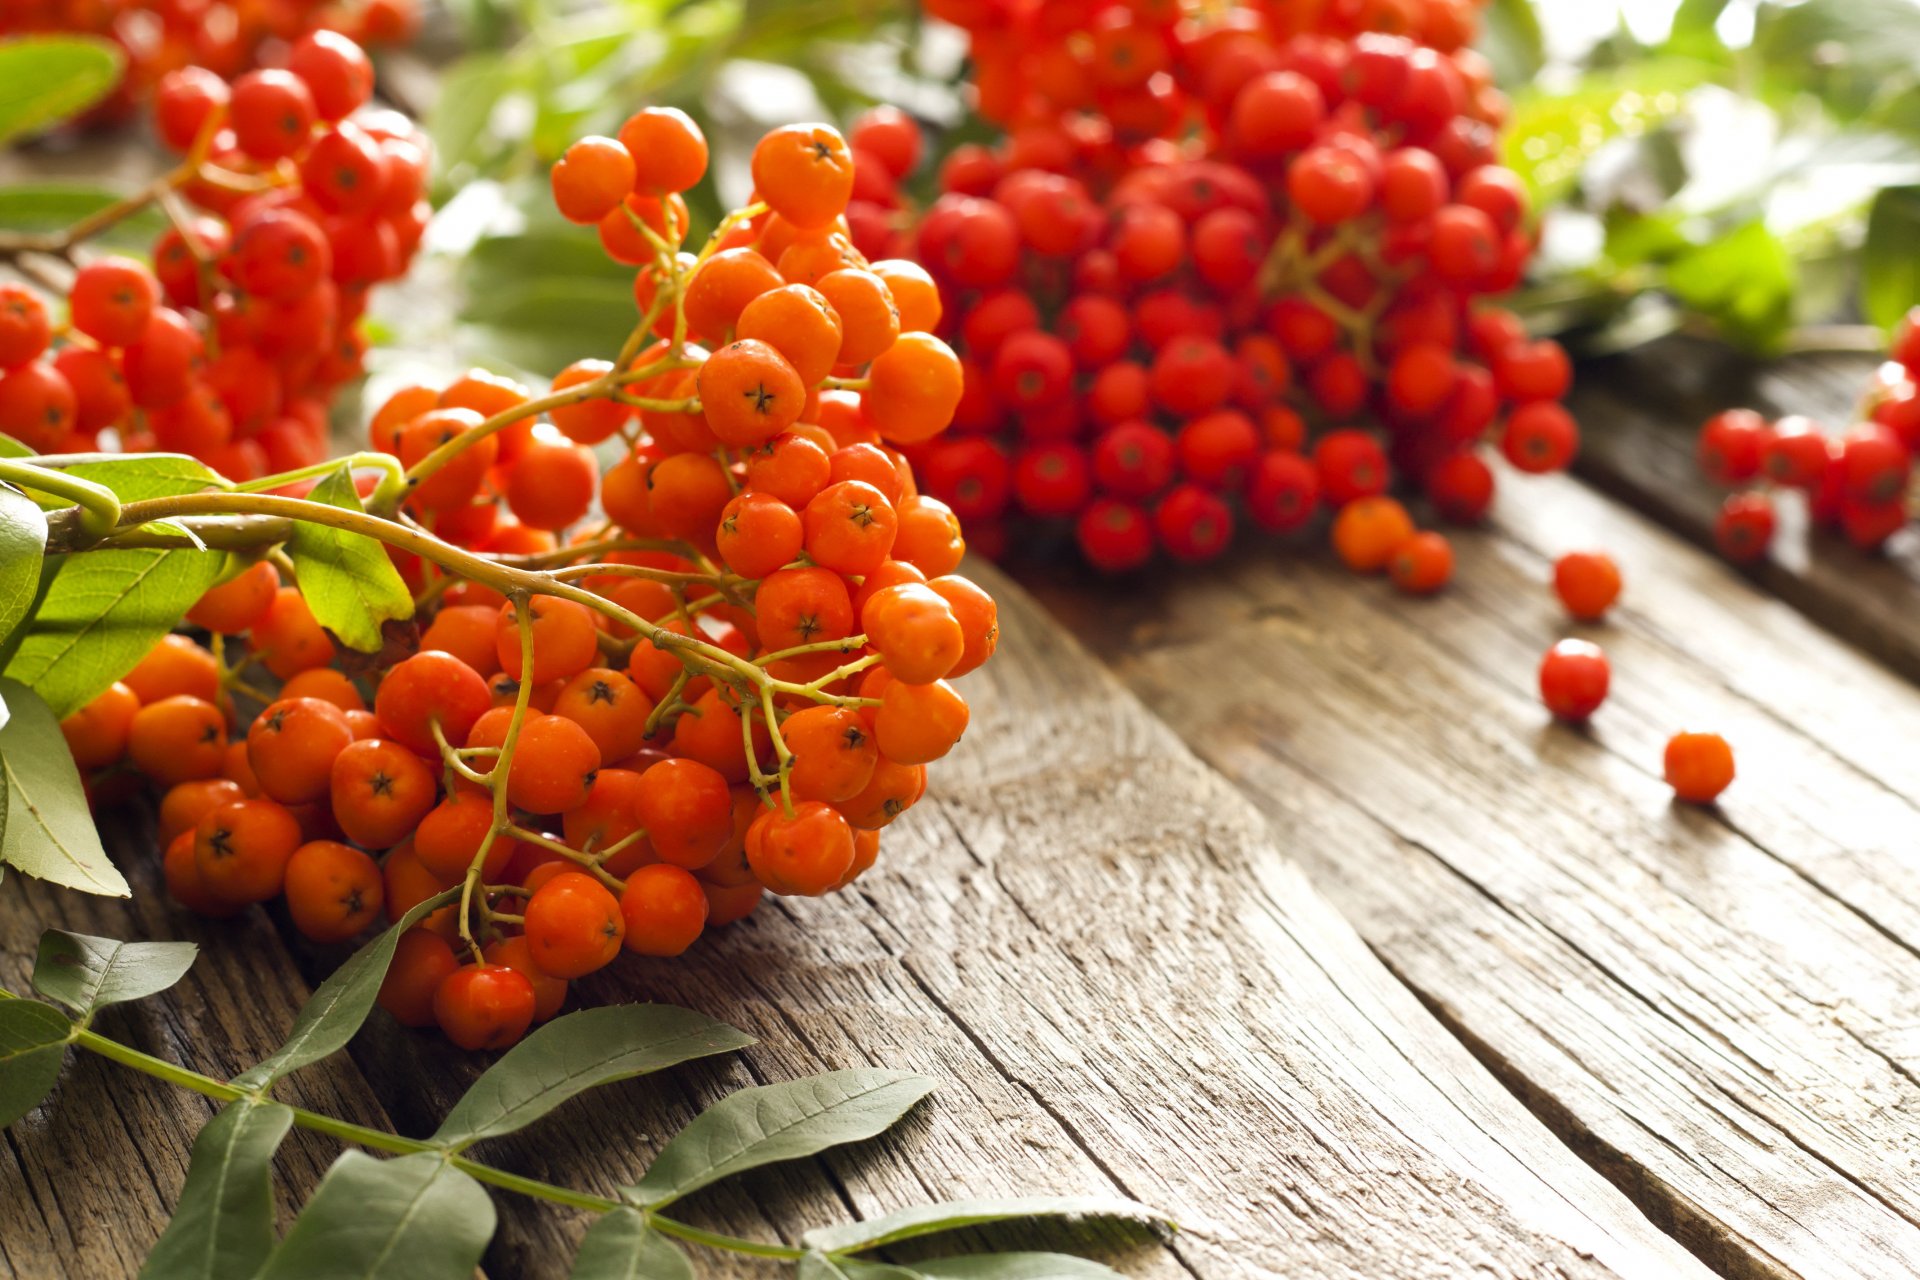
[1022,464,1920,1280]
[1569,338,1920,681]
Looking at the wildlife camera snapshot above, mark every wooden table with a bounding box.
[5,335,1918,1280]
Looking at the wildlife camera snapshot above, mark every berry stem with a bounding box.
[0,457,122,543]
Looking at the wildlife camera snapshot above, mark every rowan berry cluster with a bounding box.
[0,0,414,120]
[51,111,992,1052]
[0,31,428,478]
[1694,307,1920,563]
[874,1,1575,580]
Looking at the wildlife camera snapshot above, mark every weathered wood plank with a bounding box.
[312,559,1706,1280]
[1022,469,1920,1280]
[1570,339,1920,681]
[0,811,398,1280]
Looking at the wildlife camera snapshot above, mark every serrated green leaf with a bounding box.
[1864,186,1920,332]
[434,1005,753,1150]
[569,1209,692,1280]
[0,185,167,248]
[32,931,197,1017]
[799,1254,920,1280]
[804,1197,1169,1256]
[2,547,219,719]
[913,1255,1124,1280]
[55,456,228,505]
[286,466,412,653]
[231,889,452,1090]
[255,1151,494,1280]
[624,1069,938,1209]
[0,678,127,896]
[0,37,124,144]
[0,485,47,655]
[0,999,71,1128]
[139,1098,294,1280]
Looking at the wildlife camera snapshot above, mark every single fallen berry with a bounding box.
[1553,551,1622,621]
[1539,638,1610,723]
[1664,731,1735,804]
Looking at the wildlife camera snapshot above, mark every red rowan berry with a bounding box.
[1539,639,1610,723]
[1664,731,1735,804]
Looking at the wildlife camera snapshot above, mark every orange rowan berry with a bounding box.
[548,358,632,445]
[716,491,803,580]
[435,963,537,1050]
[851,559,927,618]
[523,870,625,978]
[841,756,926,830]
[376,649,491,755]
[625,619,705,703]
[124,633,220,705]
[551,135,637,224]
[282,667,367,711]
[619,107,708,194]
[873,679,968,764]
[379,928,459,1027]
[61,681,139,770]
[926,575,997,678]
[284,840,385,943]
[330,737,437,848]
[601,451,656,533]
[496,596,599,687]
[506,714,601,814]
[835,827,881,890]
[487,673,563,713]
[370,384,437,454]
[384,839,459,929]
[684,249,783,342]
[248,696,355,805]
[193,798,301,904]
[755,566,855,649]
[633,757,732,869]
[621,863,708,956]
[1388,530,1454,595]
[703,878,764,926]
[803,480,898,576]
[483,936,568,1022]
[440,371,534,461]
[186,560,280,633]
[892,495,965,577]
[671,687,770,784]
[419,605,503,677]
[129,695,228,786]
[1665,731,1735,804]
[781,705,877,804]
[862,332,964,444]
[344,709,381,740]
[827,442,907,504]
[222,740,261,794]
[737,284,844,387]
[412,783,512,880]
[752,124,856,230]
[563,768,652,874]
[698,339,806,447]
[158,778,247,844]
[645,452,733,544]
[398,407,499,511]
[597,193,689,263]
[862,583,963,684]
[816,269,899,366]
[253,587,336,680]
[1331,495,1416,573]
[871,259,940,333]
[1554,550,1622,621]
[748,800,854,895]
[553,667,654,764]
[164,828,243,917]
[744,431,832,507]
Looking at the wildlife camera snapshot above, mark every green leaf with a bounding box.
[804,1197,1169,1255]
[1501,60,1711,206]
[799,1254,920,1280]
[0,485,48,655]
[255,1151,495,1280]
[56,456,228,505]
[286,465,412,653]
[1478,0,1545,90]
[32,931,197,1017]
[0,434,33,458]
[0,552,61,676]
[2,547,219,719]
[433,1005,753,1150]
[231,889,452,1090]
[1665,218,1796,353]
[1864,186,1920,332]
[139,1098,294,1280]
[569,1208,693,1280]
[0,999,71,1128]
[0,678,128,896]
[624,1069,938,1209]
[0,186,166,250]
[913,1255,1124,1280]
[428,51,517,179]
[0,37,124,144]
